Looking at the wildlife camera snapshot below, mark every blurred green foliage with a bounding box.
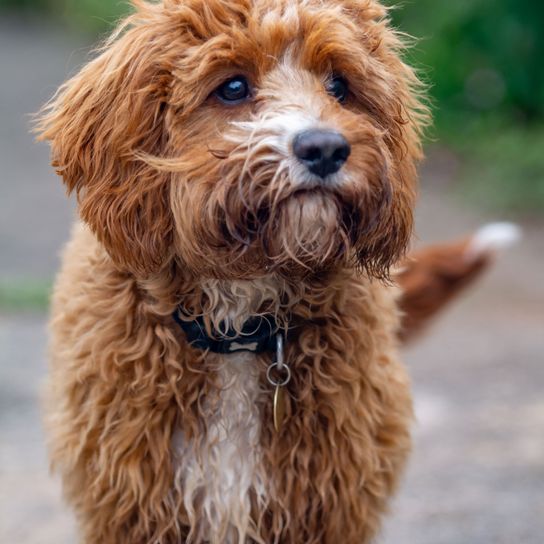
[0,279,52,311]
[2,0,543,212]
[389,0,543,124]
[386,0,544,214]
[0,0,128,32]
[448,118,544,214]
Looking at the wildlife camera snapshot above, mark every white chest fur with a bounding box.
[171,276,296,542]
[172,352,267,543]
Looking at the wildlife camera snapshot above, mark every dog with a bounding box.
[36,1,516,542]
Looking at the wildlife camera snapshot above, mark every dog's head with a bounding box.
[38,0,427,281]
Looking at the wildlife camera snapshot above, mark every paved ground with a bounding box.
[1,15,543,544]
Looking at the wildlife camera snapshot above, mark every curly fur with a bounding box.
[37,1,428,542]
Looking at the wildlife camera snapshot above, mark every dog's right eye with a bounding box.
[216,76,251,104]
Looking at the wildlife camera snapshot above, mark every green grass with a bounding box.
[0,280,52,312]
[435,115,544,215]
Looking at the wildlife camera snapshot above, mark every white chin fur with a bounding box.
[467,222,522,259]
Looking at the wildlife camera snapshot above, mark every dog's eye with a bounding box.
[216,76,251,104]
[327,76,349,103]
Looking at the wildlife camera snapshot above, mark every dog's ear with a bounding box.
[36,7,174,277]
[346,0,429,276]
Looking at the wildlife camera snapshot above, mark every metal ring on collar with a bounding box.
[266,362,291,387]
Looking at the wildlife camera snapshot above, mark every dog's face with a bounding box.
[39,0,426,280]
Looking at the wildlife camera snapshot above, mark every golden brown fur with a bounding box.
[37,1,429,542]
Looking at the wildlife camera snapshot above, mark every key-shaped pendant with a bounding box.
[268,333,292,433]
[273,385,287,432]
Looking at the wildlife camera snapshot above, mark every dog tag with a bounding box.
[269,334,291,433]
[273,385,287,432]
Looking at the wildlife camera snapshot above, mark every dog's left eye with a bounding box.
[326,76,349,103]
[216,76,251,104]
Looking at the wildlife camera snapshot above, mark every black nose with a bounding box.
[292,129,351,178]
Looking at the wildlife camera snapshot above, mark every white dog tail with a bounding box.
[466,222,522,261]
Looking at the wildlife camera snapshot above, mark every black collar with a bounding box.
[172,307,282,354]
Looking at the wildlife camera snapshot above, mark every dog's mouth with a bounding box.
[261,187,356,270]
[278,182,349,211]
[204,179,363,279]
[284,184,355,220]
[289,185,335,200]
[250,181,359,242]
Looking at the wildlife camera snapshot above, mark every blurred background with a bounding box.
[0,1,542,543]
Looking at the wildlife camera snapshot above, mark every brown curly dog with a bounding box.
[36,1,507,542]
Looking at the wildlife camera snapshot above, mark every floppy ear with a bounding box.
[346,0,430,277]
[36,7,175,277]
